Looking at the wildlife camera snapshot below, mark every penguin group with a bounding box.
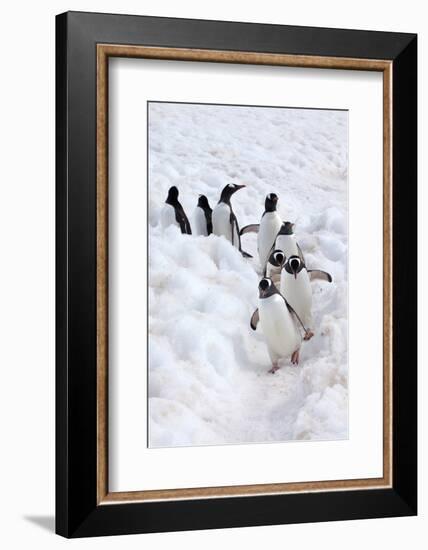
[160,185,332,374]
[160,183,251,255]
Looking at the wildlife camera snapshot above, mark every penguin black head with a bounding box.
[166,186,179,204]
[268,249,286,268]
[285,255,304,279]
[219,183,246,204]
[258,277,278,299]
[278,221,295,235]
[197,194,211,210]
[265,193,279,212]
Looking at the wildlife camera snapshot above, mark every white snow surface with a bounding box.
[148,102,348,448]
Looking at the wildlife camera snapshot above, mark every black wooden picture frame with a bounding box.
[56,11,417,538]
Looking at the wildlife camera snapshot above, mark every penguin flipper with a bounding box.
[308,269,333,283]
[250,309,259,330]
[178,217,187,234]
[240,224,260,236]
[229,212,237,246]
[183,213,192,235]
[282,298,310,336]
[176,204,192,234]
[230,212,252,257]
[206,212,213,235]
[297,242,305,262]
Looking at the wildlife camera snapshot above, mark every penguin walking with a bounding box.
[160,186,192,234]
[279,254,332,336]
[261,221,303,281]
[192,195,213,236]
[212,184,251,257]
[250,277,311,373]
[273,221,304,262]
[240,193,282,274]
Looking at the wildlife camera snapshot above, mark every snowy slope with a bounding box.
[148,102,348,447]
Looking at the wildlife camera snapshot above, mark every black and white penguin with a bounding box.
[280,255,313,334]
[160,186,192,234]
[260,222,302,281]
[280,254,332,335]
[192,195,213,236]
[250,277,311,373]
[242,220,304,275]
[265,249,286,285]
[240,193,283,274]
[212,184,251,256]
[273,221,304,261]
[258,193,283,273]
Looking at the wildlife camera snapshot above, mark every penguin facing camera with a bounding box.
[265,249,286,285]
[250,277,312,373]
[272,221,304,263]
[279,254,332,336]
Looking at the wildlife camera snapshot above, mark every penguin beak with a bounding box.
[235,184,246,191]
[290,260,299,278]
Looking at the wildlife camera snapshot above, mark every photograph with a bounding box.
[147,101,349,448]
[0,1,419,543]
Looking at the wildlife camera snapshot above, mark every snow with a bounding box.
[148,102,348,447]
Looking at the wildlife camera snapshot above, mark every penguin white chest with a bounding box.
[280,270,313,327]
[258,212,283,270]
[258,295,300,360]
[275,234,299,260]
[192,206,208,236]
[160,203,178,230]
[212,203,238,247]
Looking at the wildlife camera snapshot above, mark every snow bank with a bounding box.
[148,103,348,447]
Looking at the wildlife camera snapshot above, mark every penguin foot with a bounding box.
[291,350,300,365]
[268,362,280,374]
[304,330,314,341]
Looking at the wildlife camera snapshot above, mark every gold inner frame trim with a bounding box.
[96,44,393,504]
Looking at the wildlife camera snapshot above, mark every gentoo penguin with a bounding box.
[280,254,332,336]
[250,277,311,373]
[243,221,304,276]
[192,195,213,236]
[265,249,286,285]
[212,184,251,257]
[258,193,283,273]
[240,193,283,274]
[273,221,304,262]
[160,186,192,234]
[260,222,302,281]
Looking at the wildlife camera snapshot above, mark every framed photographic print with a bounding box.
[56,11,417,538]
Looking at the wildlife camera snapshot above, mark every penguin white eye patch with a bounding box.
[259,278,272,289]
[269,250,286,267]
[273,252,285,264]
